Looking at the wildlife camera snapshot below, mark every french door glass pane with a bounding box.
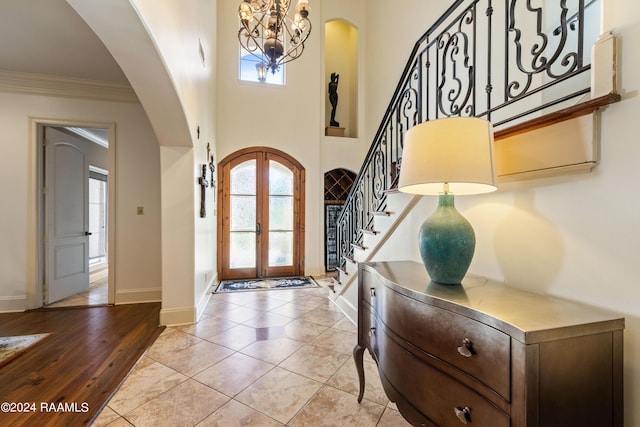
[269,161,294,267]
[269,161,294,195]
[269,231,293,267]
[230,196,256,231]
[269,196,293,230]
[230,160,257,269]
[231,159,257,195]
[229,232,256,268]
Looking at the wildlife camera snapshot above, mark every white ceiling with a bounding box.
[0,0,128,84]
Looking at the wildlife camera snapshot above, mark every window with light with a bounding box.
[240,48,285,85]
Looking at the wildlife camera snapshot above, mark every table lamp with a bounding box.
[398,117,497,284]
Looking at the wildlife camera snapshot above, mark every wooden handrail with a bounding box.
[495,93,621,141]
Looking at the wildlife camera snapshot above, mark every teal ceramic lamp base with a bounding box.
[418,194,475,284]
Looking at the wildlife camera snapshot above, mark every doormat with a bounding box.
[0,333,52,368]
[214,277,319,293]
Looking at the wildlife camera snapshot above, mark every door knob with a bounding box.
[85,231,93,236]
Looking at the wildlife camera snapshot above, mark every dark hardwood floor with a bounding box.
[0,303,163,426]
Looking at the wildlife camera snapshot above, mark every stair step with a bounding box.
[328,277,342,294]
[344,256,357,265]
[351,242,367,251]
[337,266,349,275]
[332,193,420,308]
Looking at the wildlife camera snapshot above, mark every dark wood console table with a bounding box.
[354,261,624,426]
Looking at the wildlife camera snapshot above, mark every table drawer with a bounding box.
[359,303,377,353]
[361,271,379,308]
[378,285,511,400]
[358,261,625,427]
[378,327,510,427]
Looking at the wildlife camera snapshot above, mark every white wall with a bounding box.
[216,0,372,275]
[364,1,453,143]
[365,1,640,425]
[217,0,322,275]
[215,0,373,275]
[0,91,161,311]
[69,0,219,324]
[132,0,218,323]
[321,0,368,176]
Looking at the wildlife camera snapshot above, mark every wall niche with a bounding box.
[325,20,358,138]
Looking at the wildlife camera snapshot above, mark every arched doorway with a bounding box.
[218,147,305,280]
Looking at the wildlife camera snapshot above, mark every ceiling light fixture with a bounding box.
[238,0,312,76]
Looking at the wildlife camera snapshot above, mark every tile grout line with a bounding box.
[93,281,399,426]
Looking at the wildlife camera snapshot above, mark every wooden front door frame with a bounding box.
[217,146,305,280]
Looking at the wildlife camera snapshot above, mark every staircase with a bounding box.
[329,191,420,320]
[329,0,608,323]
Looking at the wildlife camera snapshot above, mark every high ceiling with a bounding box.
[0,0,128,84]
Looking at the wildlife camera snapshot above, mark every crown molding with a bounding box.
[0,70,139,103]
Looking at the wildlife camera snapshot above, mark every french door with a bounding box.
[218,147,305,280]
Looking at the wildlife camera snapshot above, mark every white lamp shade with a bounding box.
[398,117,497,195]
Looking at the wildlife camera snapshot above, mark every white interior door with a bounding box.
[45,127,90,303]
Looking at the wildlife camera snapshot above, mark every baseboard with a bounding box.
[159,307,197,327]
[195,273,218,323]
[114,288,161,305]
[332,295,357,325]
[0,295,28,313]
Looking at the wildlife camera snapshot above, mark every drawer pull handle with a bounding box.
[370,287,376,297]
[454,406,471,424]
[368,327,376,337]
[457,338,474,358]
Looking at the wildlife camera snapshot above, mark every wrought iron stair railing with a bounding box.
[336,0,606,275]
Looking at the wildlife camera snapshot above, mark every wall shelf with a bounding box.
[494,93,621,141]
[492,93,622,183]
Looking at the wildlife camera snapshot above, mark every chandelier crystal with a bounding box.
[238,0,312,75]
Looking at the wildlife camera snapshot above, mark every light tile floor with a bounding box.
[91,279,412,426]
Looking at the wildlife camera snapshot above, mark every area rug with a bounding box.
[0,333,52,368]
[215,276,319,293]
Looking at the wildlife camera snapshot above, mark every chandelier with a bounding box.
[238,0,312,75]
